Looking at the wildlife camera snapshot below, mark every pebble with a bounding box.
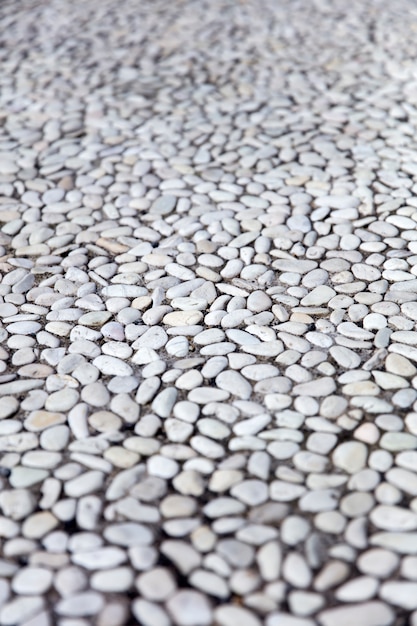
[72,547,127,570]
[0,397,19,419]
[215,606,262,626]
[292,377,336,397]
[164,311,203,326]
[136,567,177,601]
[334,576,379,602]
[300,285,335,306]
[257,541,282,581]
[370,532,417,554]
[188,388,230,403]
[379,582,417,609]
[55,591,104,617]
[0,597,45,626]
[318,602,394,626]
[288,591,324,617]
[22,512,58,539]
[282,553,312,589]
[64,471,104,497]
[6,321,42,335]
[216,370,252,400]
[332,442,368,474]
[0,489,36,520]
[151,387,178,418]
[132,599,171,626]
[45,388,79,412]
[357,549,399,578]
[230,480,269,506]
[166,590,212,625]
[92,355,133,377]
[12,567,53,595]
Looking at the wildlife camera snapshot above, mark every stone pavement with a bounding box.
[1,0,417,623]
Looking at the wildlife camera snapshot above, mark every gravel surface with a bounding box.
[1,0,417,623]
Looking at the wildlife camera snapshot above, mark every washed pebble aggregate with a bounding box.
[1,0,417,623]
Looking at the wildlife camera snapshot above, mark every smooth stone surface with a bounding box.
[0,2,417,624]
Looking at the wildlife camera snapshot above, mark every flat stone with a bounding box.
[270,481,306,501]
[166,590,212,626]
[380,432,417,451]
[171,297,208,311]
[335,576,379,602]
[72,547,127,570]
[386,468,417,496]
[104,522,153,547]
[147,455,179,479]
[0,397,19,419]
[45,388,79,412]
[333,442,368,474]
[385,353,417,377]
[230,480,269,506]
[401,302,417,321]
[132,599,171,626]
[247,291,272,313]
[370,505,417,531]
[91,567,134,592]
[151,387,178,418]
[370,532,417,554]
[64,471,105,497]
[22,512,58,539]
[242,341,284,357]
[163,311,203,326]
[329,345,362,368]
[215,606,262,626]
[161,540,202,575]
[314,561,351,592]
[12,567,53,595]
[226,329,261,345]
[0,597,45,626]
[92,355,133,377]
[301,285,336,306]
[357,549,399,578]
[282,553,312,588]
[373,371,409,390]
[257,541,282,581]
[0,433,38,452]
[0,489,36,520]
[0,380,44,396]
[175,369,204,390]
[189,569,229,599]
[188,388,230,403]
[6,321,42,335]
[133,326,168,350]
[318,602,394,626]
[78,311,112,327]
[273,259,318,274]
[136,566,177,601]
[102,285,148,298]
[9,466,49,488]
[24,410,65,431]
[55,591,104,616]
[293,377,336,397]
[379,582,417,609]
[388,343,417,363]
[216,370,252,400]
[150,195,177,214]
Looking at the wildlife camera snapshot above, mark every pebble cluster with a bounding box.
[1,0,417,624]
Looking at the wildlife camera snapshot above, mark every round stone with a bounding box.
[166,590,212,626]
[12,567,53,595]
